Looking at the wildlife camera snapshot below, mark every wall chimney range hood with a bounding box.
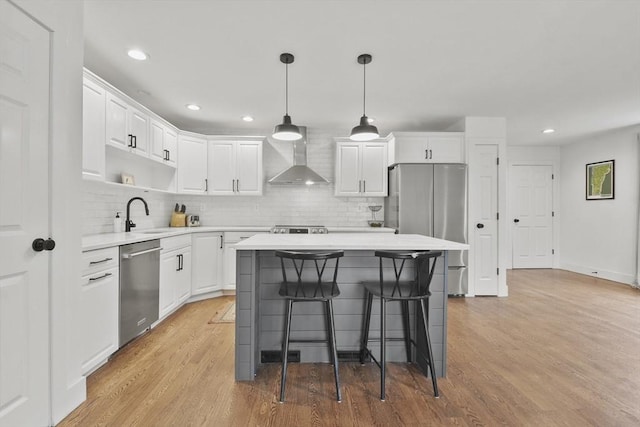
[268,127,329,185]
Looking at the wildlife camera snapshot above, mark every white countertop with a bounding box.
[81,226,396,251]
[234,233,469,251]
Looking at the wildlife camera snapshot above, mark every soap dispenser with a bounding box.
[113,212,123,233]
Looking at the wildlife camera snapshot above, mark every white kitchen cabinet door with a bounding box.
[106,92,129,151]
[79,266,119,375]
[128,105,150,156]
[159,249,179,319]
[178,135,208,193]
[82,78,106,181]
[176,247,192,304]
[360,142,388,196]
[335,143,362,196]
[164,127,178,168]
[208,139,263,195]
[208,141,235,195]
[236,141,263,195]
[335,141,388,197]
[428,135,464,163]
[191,233,223,295]
[149,119,165,163]
[222,241,237,290]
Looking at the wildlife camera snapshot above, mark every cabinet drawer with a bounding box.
[161,234,191,252]
[82,246,118,275]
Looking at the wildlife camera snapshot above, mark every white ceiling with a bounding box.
[84,0,640,146]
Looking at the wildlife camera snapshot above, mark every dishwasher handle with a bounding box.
[122,246,162,259]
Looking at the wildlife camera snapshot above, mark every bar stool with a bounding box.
[275,250,344,403]
[359,250,442,401]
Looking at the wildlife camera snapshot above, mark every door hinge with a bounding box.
[496,157,500,165]
[496,268,499,275]
[552,249,555,255]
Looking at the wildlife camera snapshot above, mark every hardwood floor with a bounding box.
[59,270,640,426]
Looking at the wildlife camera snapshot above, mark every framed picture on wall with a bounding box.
[586,159,614,200]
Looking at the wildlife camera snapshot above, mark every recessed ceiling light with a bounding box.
[127,49,148,61]
[186,104,201,111]
[542,128,555,134]
[242,115,254,122]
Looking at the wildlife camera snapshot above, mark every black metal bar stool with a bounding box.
[275,250,344,403]
[359,250,442,400]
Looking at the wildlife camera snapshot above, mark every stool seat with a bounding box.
[275,249,343,403]
[361,281,431,300]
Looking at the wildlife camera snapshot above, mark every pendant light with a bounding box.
[272,53,302,141]
[350,53,379,141]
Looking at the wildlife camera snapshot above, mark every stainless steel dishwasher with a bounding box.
[119,239,161,347]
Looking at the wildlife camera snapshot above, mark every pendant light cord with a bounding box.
[285,62,289,115]
[362,61,366,116]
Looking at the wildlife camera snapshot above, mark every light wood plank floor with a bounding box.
[59,269,640,426]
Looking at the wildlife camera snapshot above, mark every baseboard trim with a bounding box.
[558,263,635,286]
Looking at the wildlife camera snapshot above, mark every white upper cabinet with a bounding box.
[389,132,465,164]
[150,119,178,168]
[178,134,208,194]
[82,78,106,181]
[335,138,389,197]
[207,139,263,196]
[105,91,150,156]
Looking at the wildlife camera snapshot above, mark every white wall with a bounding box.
[506,146,561,268]
[13,0,85,424]
[559,125,640,285]
[82,129,384,235]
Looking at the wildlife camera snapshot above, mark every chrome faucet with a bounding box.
[125,197,150,232]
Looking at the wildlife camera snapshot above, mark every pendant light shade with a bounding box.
[273,53,302,141]
[350,54,379,141]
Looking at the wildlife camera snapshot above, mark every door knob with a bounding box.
[514,218,520,223]
[32,238,56,252]
[476,223,484,229]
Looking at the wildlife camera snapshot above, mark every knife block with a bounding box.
[170,212,186,227]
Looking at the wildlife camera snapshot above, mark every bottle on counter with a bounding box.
[113,212,123,232]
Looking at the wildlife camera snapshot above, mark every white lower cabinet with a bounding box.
[191,232,223,296]
[159,235,192,320]
[79,247,119,375]
[222,231,268,291]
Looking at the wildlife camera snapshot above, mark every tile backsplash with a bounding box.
[82,129,385,235]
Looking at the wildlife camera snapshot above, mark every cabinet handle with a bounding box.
[205,178,208,192]
[425,149,428,159]
[180,254,184,270]
[128,134,134,147]
[236,179,240,192]
[167,150,170,161]
[429,149,433,159]
[358,180,361,193]
[89,272,112,282]
[89,257,113,265]
[363,180,366,193]
[220,235,224,249]
[163,149,169,161]
[132,135,137,148]
[176,254,183,271]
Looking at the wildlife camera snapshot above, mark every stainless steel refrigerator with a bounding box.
[385,163,468,295]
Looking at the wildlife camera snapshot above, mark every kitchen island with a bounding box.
[233,233,468,381]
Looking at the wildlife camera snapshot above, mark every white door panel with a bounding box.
[472,145,499,296]
[511,165,553,268]
[236,142,262,194]
[208,141,235,194]
[361,143,387,196]
[0,1,50,424]
[336,144,361,195]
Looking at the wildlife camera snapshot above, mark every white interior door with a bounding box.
[472,145,499,295]
[0,1,51,425]
[511,165,553,268]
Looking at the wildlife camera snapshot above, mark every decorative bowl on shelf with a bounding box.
[368,220,384,227]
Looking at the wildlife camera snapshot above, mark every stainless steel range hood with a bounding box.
[268,127,329,185]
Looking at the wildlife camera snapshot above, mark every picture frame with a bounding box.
[121,173,135,185]
[586,160,614,200]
